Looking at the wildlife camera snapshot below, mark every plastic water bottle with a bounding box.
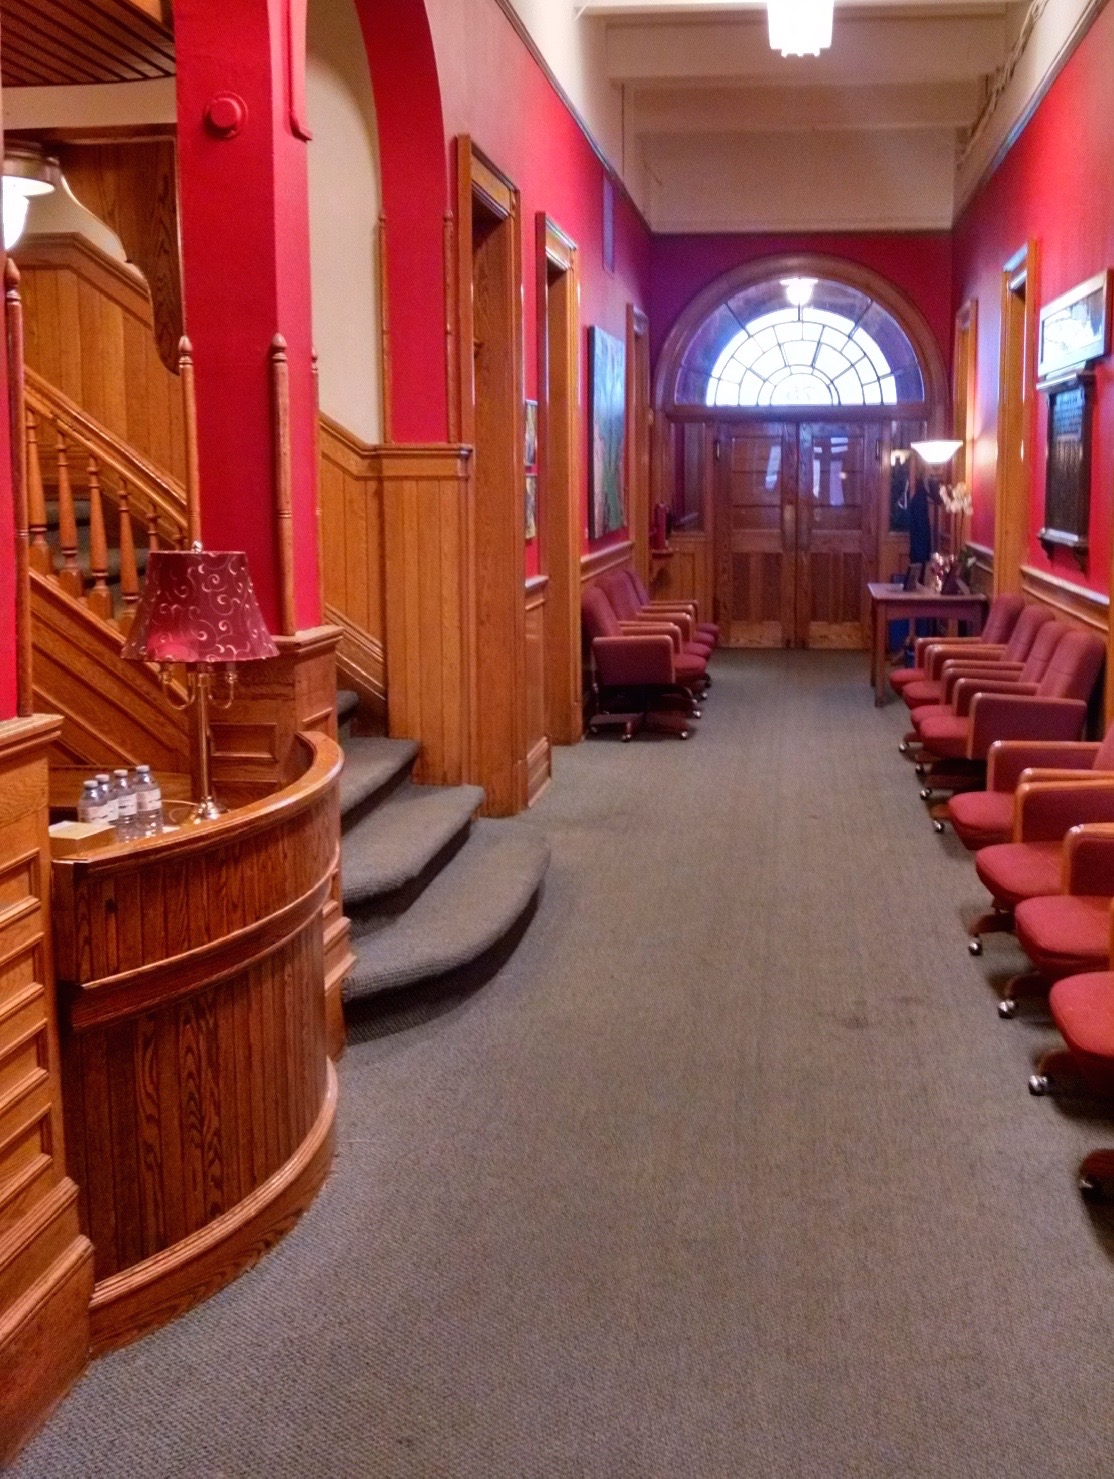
[95,773,118,827]
[113,768,139,842]
[134,765,163,837]
[78,779,112,828]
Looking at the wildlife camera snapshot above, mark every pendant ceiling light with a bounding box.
[2,145,61,250]
[767,0,834,57]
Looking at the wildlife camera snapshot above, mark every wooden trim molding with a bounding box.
[1019,563,1109,634]
[0,714,94,1467]
[581,538,634,584]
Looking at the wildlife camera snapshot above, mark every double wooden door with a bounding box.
[714,419,885,648]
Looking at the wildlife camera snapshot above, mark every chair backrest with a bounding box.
[627,570,653,606]
[601,569,642,620]
[1037,628,1106,700]
[981,593,1025,644]
[1094,722,1114,769]
[581,584,622,641]
[1003,603,1054,662]
[1019,620,1069,684]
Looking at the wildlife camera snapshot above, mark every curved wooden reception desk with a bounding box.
[51,732,343,1354]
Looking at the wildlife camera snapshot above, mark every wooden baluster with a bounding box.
[5,259,32,715]
[55,425,84,600]
[117,479,140,632]
[85,455,113,622]
[179,335,202,547]
[270,333,297,635]
[25,409,52,575]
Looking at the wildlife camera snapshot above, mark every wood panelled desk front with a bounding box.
[51,731,342,1353]
[867,583,989,706]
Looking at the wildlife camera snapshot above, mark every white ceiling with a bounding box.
[585,0,1033,230]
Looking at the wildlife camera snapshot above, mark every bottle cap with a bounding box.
[96,773,110,783]
[114,769,128,778]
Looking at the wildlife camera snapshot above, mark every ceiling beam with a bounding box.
[628,79,984,133]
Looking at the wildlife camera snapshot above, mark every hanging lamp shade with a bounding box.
[2,144,61,250]
[767,0,834,57]
[121,550,278,665]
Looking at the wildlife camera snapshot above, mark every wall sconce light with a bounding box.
[910,439,963,467]
[767,0,834,58]
[2,145,61,250]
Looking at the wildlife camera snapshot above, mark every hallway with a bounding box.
[17,652,1114,1478]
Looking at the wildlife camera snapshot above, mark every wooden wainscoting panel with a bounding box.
[968,541,995,597]
[379,446,473,789]
[16,233,186,483]
[525,576,551,805]
[646,532,713,621]
[0,714,94,1468]
[1019,564,1109,635]
[319,415,386,724]
[53,733,340,1353]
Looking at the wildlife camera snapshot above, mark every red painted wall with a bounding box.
[651,232,955,383]
[954,1,1114,588]
[422,0,652,559]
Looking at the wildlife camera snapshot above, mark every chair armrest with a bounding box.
[1014,779,1114,843]
[636,607,694,641]
[1063,824,1114,896]
[592,634,674,687]
[942,661,1024,701]
[953,679,1037,717]
[986,741,1102,793]
[968,695,1088,760]
[927,642,1006,680]
[620,620,681,651]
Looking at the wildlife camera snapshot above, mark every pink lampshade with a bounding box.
[121,550,279,664]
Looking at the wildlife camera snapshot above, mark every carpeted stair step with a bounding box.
[342,781,485,906]
[336,688,359,727]
[344,820,550,1000]
[339,735,419,821]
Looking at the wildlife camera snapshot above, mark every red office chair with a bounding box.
[947,726,1114,849]
[623,568,720,648]
[891,592,1024,705]
[915,628,1103,800]
[581,585,704,741]
[600,569,714,661]
[911,617,1066,742]
[899,599,1048,714]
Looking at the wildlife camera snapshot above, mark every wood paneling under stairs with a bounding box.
[16,233,186,484]
[0,714,94,1467]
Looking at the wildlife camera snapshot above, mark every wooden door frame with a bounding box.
[626,305,651,588]
[993,241,1039,597]
[536,213,582,746]
[454,137,527,815]
[953,299,989,586]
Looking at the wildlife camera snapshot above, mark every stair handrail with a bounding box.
[25,365,188,549]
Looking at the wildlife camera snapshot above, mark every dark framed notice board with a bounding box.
[1038,373,1093,567]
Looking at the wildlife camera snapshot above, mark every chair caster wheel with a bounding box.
[680,729,690,741]
[898,740,909,755]
[621,734,632,743]
[968,937,982,957]
[914,763,926,777]
[919,787,932,801]
[1080,1174,1103,1202]
[998,998,1018,1019]
[1028,1073,1050,1097]
[932,819,945,834]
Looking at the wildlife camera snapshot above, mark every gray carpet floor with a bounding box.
[16,650,1114,1478]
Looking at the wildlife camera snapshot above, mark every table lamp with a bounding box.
[122,549,278,823]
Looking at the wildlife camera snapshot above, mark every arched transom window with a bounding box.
[672,275,926,410]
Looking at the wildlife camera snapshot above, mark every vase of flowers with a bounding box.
[939,480,972,576]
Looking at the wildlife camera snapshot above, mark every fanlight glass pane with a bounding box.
[675,275,925,409]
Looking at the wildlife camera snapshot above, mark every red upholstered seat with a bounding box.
[1014,894,1111,979]
[600,570,713,659]
[948,789,1014,849]
[975,841,1062,910]
[915,711,969,758]
[675,653,708,683]
[1049,973,1114,1093]
[624,570,720,647]
[912,617,1065,735]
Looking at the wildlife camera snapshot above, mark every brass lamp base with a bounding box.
[187,796,227,825]
[160,661,236,823]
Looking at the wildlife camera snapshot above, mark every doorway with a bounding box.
[994,243,1038,595]
[713,419,885,648]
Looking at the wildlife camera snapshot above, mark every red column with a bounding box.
[174,0,319,633]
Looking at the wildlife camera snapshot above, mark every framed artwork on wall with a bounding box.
[1037,271,1113,382]
[525,473,537,541]
[588,326,627,539]
[1038,374,1093,567]
[524,399,538,470]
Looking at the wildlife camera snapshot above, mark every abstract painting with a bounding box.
[525,474,538,541]
[588,326,626,539]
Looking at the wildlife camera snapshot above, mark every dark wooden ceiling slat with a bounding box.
[0,0,175,87]
[45,0,175,63]
[0,30,107,86]
[1,14,147,83]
